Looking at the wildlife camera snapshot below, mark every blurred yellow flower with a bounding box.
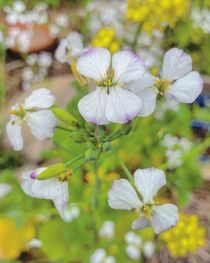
[160,213,206,258]
[86,166,119,184]
[0,218,35,260]
[91,28,121,53]
[126,0,190,33]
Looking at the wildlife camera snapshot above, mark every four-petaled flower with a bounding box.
[21,168,69,219]
[128,48,203,115]
[108,168,178,234]
[6,88,57,151]
[76,47,147,124]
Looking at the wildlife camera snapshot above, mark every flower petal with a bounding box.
[78,87,109,125]
[134,168,166,203]
[26,110,57,140]
[126,245,141,260]
[106,87,142,124]
[0,184,12,199]
[166,71,203,103]
[66,32,83,57]
[76,47,111,81]
[132,215,151,230]
[22,169,69,219]
[24,88,55,109]
[90,249,106,263]
[55,39,68,63]
[151,204,179,234]
[108,179,141,210]
[112,50,145,84]
[161,48,192,80]
[137,88,157,116]
[6,117,23,151]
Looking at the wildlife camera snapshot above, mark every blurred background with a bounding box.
[0,0,210,262]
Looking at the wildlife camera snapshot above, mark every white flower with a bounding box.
[21,168,69,219]
[90,248,115,263]
[55,32,84,64]
[4,1,26,24]
[37,52,53,68]
[108,168,178,234]
[125,232,142,260]
[128,48,203,116]
[55,14,69,27]
[76,47,145,124]
[99,220,115,239]
[62,204,80,222]
[6,88,57,151]
[0,183,12,199]
[143,241,155,259]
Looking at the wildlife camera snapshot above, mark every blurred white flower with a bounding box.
[108,168,178,234]
[55,32,84,64]
[27,238,42,248]
[63,204,80,222]
[99,220,115,239]
[6,88,57,151]
[22,167,68,219]
[37,52,53,68]
[90,248,115,263]
[192,8,210,34]
[76,47,145,124]
[125,232,142,260]
[129,48,203,116]
[55,14,69,28]
[4,1,26,25]
[143,241,155,258]
[162,134,192,169]
[0,184,12,199]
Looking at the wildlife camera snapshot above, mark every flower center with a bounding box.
[154,78,171,97]
[9,104,25,119]
[97,69,118,88]
[142,204,153,220]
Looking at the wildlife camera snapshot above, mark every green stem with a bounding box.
[110,146,133,182]
[56,125,74,133]
[91,161,100,209]
[132,22,142,51]
[65,154,85,167]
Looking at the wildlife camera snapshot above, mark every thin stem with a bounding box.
[132,22,142,51]
[56,125,74,133]
[65,154,85,167]
[91,161,100,209]
[110,146,133,182]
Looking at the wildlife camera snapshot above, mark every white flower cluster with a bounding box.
[90,248,115,263]
[76,47,203,125]
[22,52,53,90]
[191,8,210,34]
[4,1,48,25]
[125,232,155,260]
[161,134,193,169]
[55,32,84,64]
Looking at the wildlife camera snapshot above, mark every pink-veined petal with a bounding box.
[112,50,145,84]
[6,117,23,151]
[78,87,109,125]
[106,87,142,124]
[161,48,192,81]
[76,47,111,81]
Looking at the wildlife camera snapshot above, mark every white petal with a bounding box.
[134,168,166,203]
[78,87,109,125]
[108,179,141,210]
[137,88,157,116]
[22,169,69,219]
[104,256,116,263]
[24,88,55,109]
[55,39,68,63]
[112,50,145,84]
[143,241,155,258]
[166,71,203,103]
[126,245,141,260]
[66,32,83,57]
[162,48,192,80]
[124,232,142,246]
[90,248,106,263]
[0,184,12,199]
[151,204,179,234]
[132,215,151,230]
[127,71,155,94]
[26,110,57,140]
[76,47,111,81]
[106,87,142,124]
[6,118,23,151]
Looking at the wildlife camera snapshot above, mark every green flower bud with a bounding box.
[36,163,66,180]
